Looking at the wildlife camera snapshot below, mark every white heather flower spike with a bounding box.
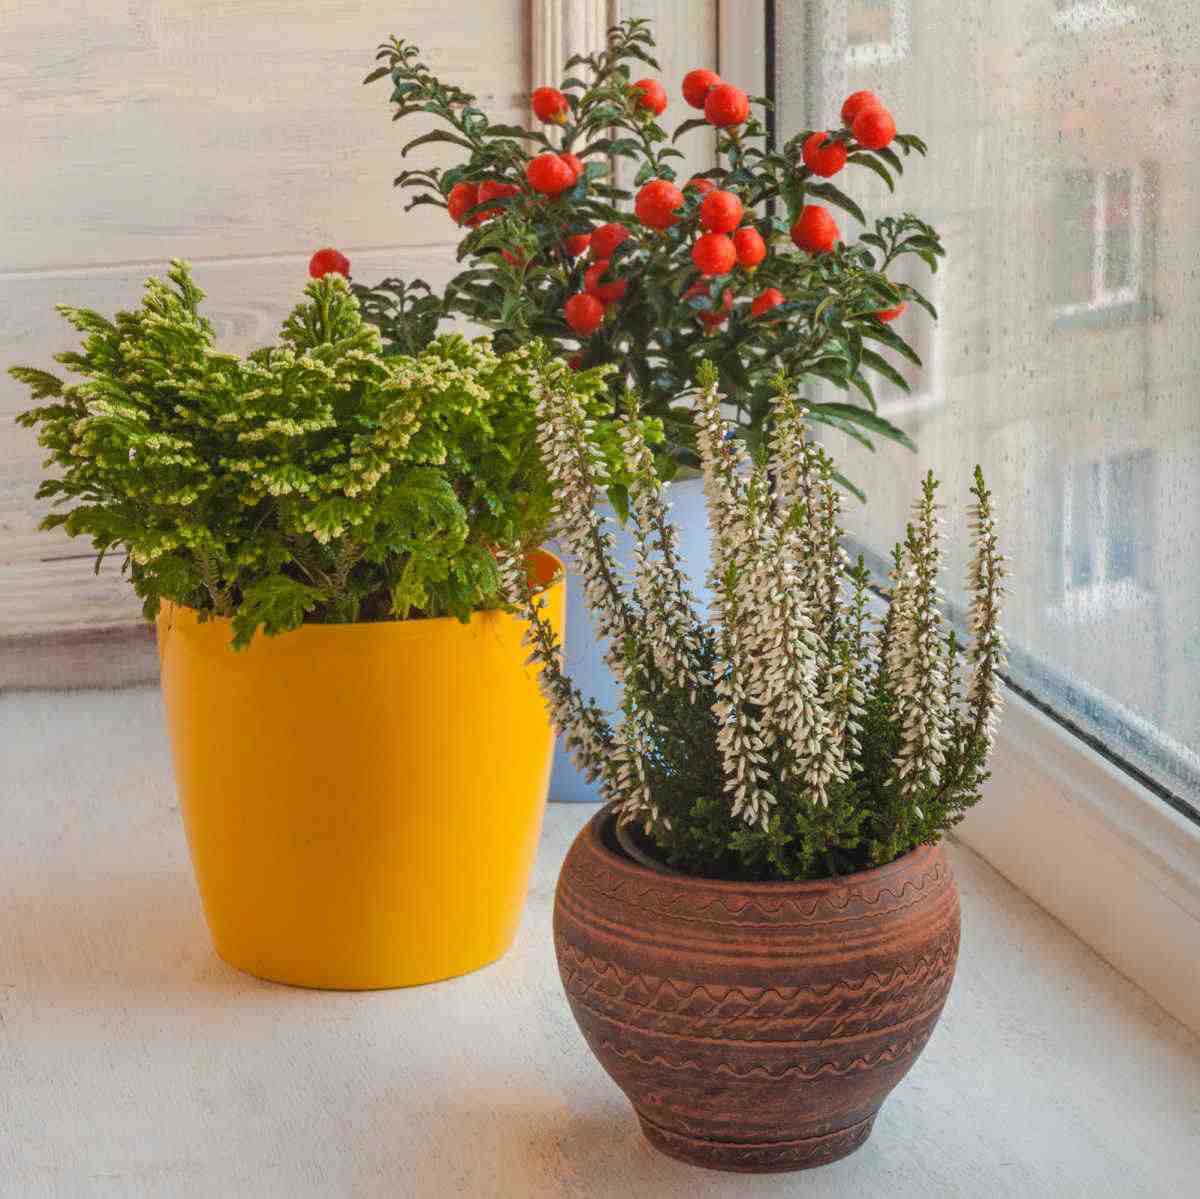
[496,545,617,793]
[533,371,636,682]
[965,466,1008,749]
[618,401,707,693]
[695,368,776,825]
[889,472,951,797]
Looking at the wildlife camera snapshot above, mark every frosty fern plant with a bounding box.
[11,262,632,649]
[502,363,1006,881]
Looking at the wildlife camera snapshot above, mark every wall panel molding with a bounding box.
[531,1,618,89]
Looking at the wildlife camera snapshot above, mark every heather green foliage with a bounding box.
[503,367,1007,881]
[12,262,628,648]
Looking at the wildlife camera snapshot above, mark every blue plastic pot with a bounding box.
[549,477,712,803]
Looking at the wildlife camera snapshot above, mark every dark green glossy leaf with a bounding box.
[402,129,475,157]
[860,322,922,367]
[858,348,912,394]
[672,117,711,143]
[846,153,894,192]
[809,402,915,451]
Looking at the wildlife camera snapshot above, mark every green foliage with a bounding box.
[12,262,627,649]
[362,17,945,481]
[508,367,1006,882]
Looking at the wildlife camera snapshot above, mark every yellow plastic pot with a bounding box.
[156,549,564,990]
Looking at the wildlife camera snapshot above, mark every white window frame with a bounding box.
[1049,452,1156,622]
[1054,165,1145,319]
[845,0,911,68]
[726,2,1200,1037]
[1052,0,1138,35]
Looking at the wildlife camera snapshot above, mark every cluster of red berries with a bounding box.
[680,68,749,128]
[531,69,749,129]
[788,92,901,267]
[797,89,896,182]
[445,152,584,229]
[563,221,636,336]
[841,89,896,151]
[501,78,905,339]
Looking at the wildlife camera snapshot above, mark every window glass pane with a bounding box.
[1053,170,1096,308]
[848,0,896,50]
[776,0,1200,810]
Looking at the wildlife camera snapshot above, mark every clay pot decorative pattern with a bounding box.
[553,807,961,1173]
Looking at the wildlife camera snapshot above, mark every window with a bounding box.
[846,0,910,67]
[1053,166,1147,318]
[1047,450,1156,613]
[772,0,1200,814]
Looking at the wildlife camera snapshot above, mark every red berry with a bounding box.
[559,152,584,183]
[631,78,668,116]
[564,232,592,257]
[685,281,733,327]
[875,302,907,323]
[704,83,749,128]
[476,178,520,219]
[684,176,716,194]
[565,292,605,335]
[841,90,881,126]
[635,179,685,230]
[531,86,569,124]
[568,353,584,371]
[446,182,479,226]
[791,205,840,254]
[590,222,631,258]
[682,68,722,110]
[527,152,575,196]
[699,190,743,234]
[732,226,766,270]
[309,247,350,278]
[500,249,528,267]
[853,106,896,150]
[751,287,785,318]
[585,258,628,303]
[692,232,737,276]
[802,131,848,177]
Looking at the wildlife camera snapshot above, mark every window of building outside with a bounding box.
[775,0,1200,815]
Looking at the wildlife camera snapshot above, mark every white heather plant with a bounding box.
[502,362,1007,881]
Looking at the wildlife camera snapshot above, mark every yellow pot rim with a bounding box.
[160,546,563,640]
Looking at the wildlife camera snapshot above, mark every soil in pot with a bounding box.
[553,806,961,1172]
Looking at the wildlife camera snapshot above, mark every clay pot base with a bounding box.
[638,1111,877,1173]
[554,807,961,1176]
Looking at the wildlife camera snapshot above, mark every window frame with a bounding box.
[740,0,1200,1036]
[844,0,911,68]
[1052,164,1146,320]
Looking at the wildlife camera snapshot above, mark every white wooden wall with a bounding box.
[0,0,717,683]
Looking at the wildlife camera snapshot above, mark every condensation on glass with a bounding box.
[775,0,1200,809]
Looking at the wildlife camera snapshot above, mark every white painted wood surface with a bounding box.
[2,685,1200,1197]
[0,1,525,652]
[532,1,616,88]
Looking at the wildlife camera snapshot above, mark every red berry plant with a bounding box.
[358,19,944,482]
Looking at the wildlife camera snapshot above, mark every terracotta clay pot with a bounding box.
[553,807,961,1173]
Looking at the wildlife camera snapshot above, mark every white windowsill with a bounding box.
[1,685,1198,1194]
[958,680,1200,1034]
